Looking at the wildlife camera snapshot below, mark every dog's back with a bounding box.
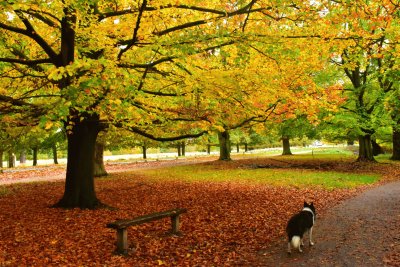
[286,202,316,254]
[286,210,314,240]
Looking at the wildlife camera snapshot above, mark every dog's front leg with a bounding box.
[309,227,314,246]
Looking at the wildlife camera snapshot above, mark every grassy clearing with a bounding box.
[135,164,379,190]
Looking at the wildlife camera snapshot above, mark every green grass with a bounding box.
[135,164,379,190]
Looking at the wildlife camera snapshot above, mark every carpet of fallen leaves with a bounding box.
[0,157,399,266]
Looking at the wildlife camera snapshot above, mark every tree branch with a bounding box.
[118,56,176,69]
[121,125,208,141]
[0,57,53,66]
[21,9,60,27]
[13,10,59,62]
[117,0,148,60]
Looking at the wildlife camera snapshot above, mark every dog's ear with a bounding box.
[303,201,308,207]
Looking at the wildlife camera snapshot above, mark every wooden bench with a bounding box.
[107,208,187,255]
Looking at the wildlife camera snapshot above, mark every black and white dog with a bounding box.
[286,201,316,254]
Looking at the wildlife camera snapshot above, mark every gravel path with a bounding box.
[260,181,400,266]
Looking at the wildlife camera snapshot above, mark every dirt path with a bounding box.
[260,181,400,266]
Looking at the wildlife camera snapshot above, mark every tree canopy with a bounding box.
[1,0,400,208]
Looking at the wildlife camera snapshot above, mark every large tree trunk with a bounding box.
[218,130,231,161]
[93,139,107,177]
[282,136,292,155]
[32,147,38,166]
[357,134,375,162]
[54,114,102,209]
[391,128,400,160]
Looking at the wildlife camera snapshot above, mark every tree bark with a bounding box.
[32,147,38,166]
[93,139,107,177]
[181,141,185,156]
[371,139,384,156]
[142,144,147,159]
[19,150,26,164]
[7,151,15,168]
[54,114,103,209]
[391,128,400,160]
[0,150,3,169]
[282,136,293,155]
[357,134,376,162]
[177,143,182,156]
[53,145,59,164]
[218,130,231,161]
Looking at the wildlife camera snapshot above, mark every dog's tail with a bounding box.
[291,236,301,250]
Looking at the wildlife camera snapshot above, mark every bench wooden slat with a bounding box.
[107,208,187,229]
[107,208,187,255]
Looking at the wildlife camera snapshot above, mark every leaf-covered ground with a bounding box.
[0,157,399,266]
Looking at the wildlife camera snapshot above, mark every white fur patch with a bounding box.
[290,236,302,252]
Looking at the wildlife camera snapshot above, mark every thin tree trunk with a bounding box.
[181,141,186,156]
[207,144,211,154]
[142,144,147,159]
[93,140,107,177]
[53,145,59,164]
[7,151,15,168]
[32,147,38,166]
[391,128,400,160]
[347,140,355,146]
[0,150,3,169]
[19,150,26,164]
[218,130,231,161]
[177,143,182,156]
[54,114,103,209]
[236,143,240,153]
[357,134,375,162]
[244,143,248,152]
[282,136,292,155]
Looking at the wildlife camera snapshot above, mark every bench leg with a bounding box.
[115,228,129,255]
[171,215,181,235]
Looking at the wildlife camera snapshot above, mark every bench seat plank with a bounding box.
[107,208,187,229]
